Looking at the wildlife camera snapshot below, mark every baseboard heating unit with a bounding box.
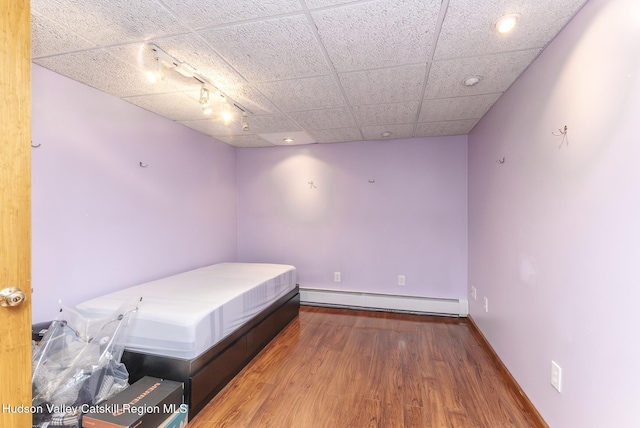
[300,288,469,317]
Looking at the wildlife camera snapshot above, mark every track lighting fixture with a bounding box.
[147,56,164,83]
[199,85,213,115]
[221,103,233,125]
[147,44,252,123]
[199,85,210,106]
[175,62,196,78]
[241,112,249,132]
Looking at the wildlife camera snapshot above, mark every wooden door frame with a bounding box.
[0,0,32,426]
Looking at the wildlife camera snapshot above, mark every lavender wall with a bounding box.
[468,0,640,426]
[237,137,467,299]
[31,64,238,322]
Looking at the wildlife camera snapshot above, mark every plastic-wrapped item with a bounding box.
[32,299,139,428]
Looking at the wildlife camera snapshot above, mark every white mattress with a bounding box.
[75,263,296,359]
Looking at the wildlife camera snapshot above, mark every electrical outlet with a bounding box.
[334,272,341,283]
[471,286,477,300]
[483,297,489,313]
[398,275,406,286]
[551,361,562,392]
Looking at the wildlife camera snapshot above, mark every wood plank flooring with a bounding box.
[188,306,542,428]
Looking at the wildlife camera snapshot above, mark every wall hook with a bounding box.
[552,125,569,147]
[552,125,568,136]
[308,181,317,189]
[496,157,505,164]
[139,162,148,168]
[31,141,41,148]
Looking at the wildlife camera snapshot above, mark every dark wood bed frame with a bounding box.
[121,286,300,418]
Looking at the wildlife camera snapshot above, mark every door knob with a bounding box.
[0,287,26,307]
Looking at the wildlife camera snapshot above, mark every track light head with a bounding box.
[199,86,210,107]
[221,103,233,125]
[147,56,164,83]
[241,112,249,132]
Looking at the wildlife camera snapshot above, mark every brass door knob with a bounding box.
[0,287,26,307]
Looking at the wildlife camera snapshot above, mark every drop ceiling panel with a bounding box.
[31,12,95,58]
[309,128,363,144]
[415,119,479,137]
[305,0,358,9]
[245,114,302,134]
[424,49,541,99]
[361,124,415,140]
[198,15,331,82]
[34,49,174,97]
[419,93,502,122]
[31,0,185,46]
[212,134,274,148]
[339,64,427,106]
[288,107,357,130]
[435,0,588,59]
[162,0,302,29]
[352,102,419,127]
[30,0,588,146]
[255,76,345,112]
[312,0,440,72]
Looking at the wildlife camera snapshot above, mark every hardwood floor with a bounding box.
[188,306,543,428]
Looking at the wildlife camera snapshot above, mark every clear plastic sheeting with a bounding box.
[32,300,139,428]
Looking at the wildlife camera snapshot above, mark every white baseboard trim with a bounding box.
[300,288,469,317]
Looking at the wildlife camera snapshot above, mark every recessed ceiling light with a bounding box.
[259,132,315,146]
[494,14,519,34]
[381,131,392,137]
[462,76,481,87]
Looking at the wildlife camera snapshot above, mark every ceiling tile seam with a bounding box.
[247,62,431,85]
[301,0,382,13]
[433,46,545,62]
[418,118,482,124]
[30,11,99,59]
[152,0,205,35]
[411,0,450,138]
[358,120,417,126]
[299,1,364,141]
[335,61,432,77]
[185,10,308,31]
[33,0,194,59]
[148,0,273,118]
[30,30,196,61]
[245,72,336,85]
[122,89,202,100]
[151,0,297,121]
[346,98,425,107]
[177,18,322,134]
[423,91,504,101]
[34,46,148,89]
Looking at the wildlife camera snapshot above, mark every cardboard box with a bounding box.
[82,376,183,428]
[158,409,188,428]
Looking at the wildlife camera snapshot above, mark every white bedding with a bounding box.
[75,263,297,359]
